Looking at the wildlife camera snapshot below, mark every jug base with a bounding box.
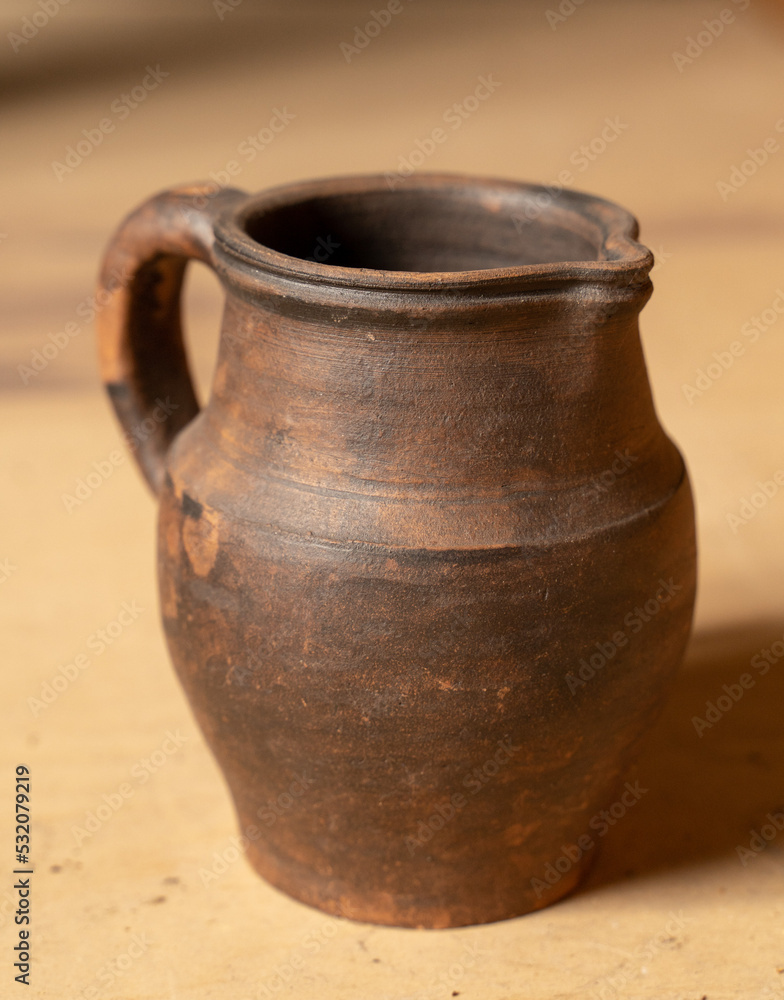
[244,837,597,929]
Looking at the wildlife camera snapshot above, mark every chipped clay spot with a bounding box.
[181,492,203,520]
[182,502,220,577]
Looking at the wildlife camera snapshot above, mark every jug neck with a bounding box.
[204,280,660,499]
[200,174,661,497]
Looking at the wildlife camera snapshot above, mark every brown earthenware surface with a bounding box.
[96,173,696,926]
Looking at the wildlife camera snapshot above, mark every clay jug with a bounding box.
[97,174,696,928]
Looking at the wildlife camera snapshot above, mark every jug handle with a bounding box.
[95,183,246,496]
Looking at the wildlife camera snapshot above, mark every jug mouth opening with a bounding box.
[215,174,653,291]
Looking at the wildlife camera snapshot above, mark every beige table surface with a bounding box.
[2,1,784,997]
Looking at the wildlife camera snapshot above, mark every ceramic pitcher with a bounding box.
[97,174,696,928]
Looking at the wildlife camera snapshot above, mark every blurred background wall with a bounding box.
[3,0,784,630]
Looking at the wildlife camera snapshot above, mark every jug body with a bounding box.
[98,174,696,928]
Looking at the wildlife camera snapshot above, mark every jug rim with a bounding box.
[211,172,654,294]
